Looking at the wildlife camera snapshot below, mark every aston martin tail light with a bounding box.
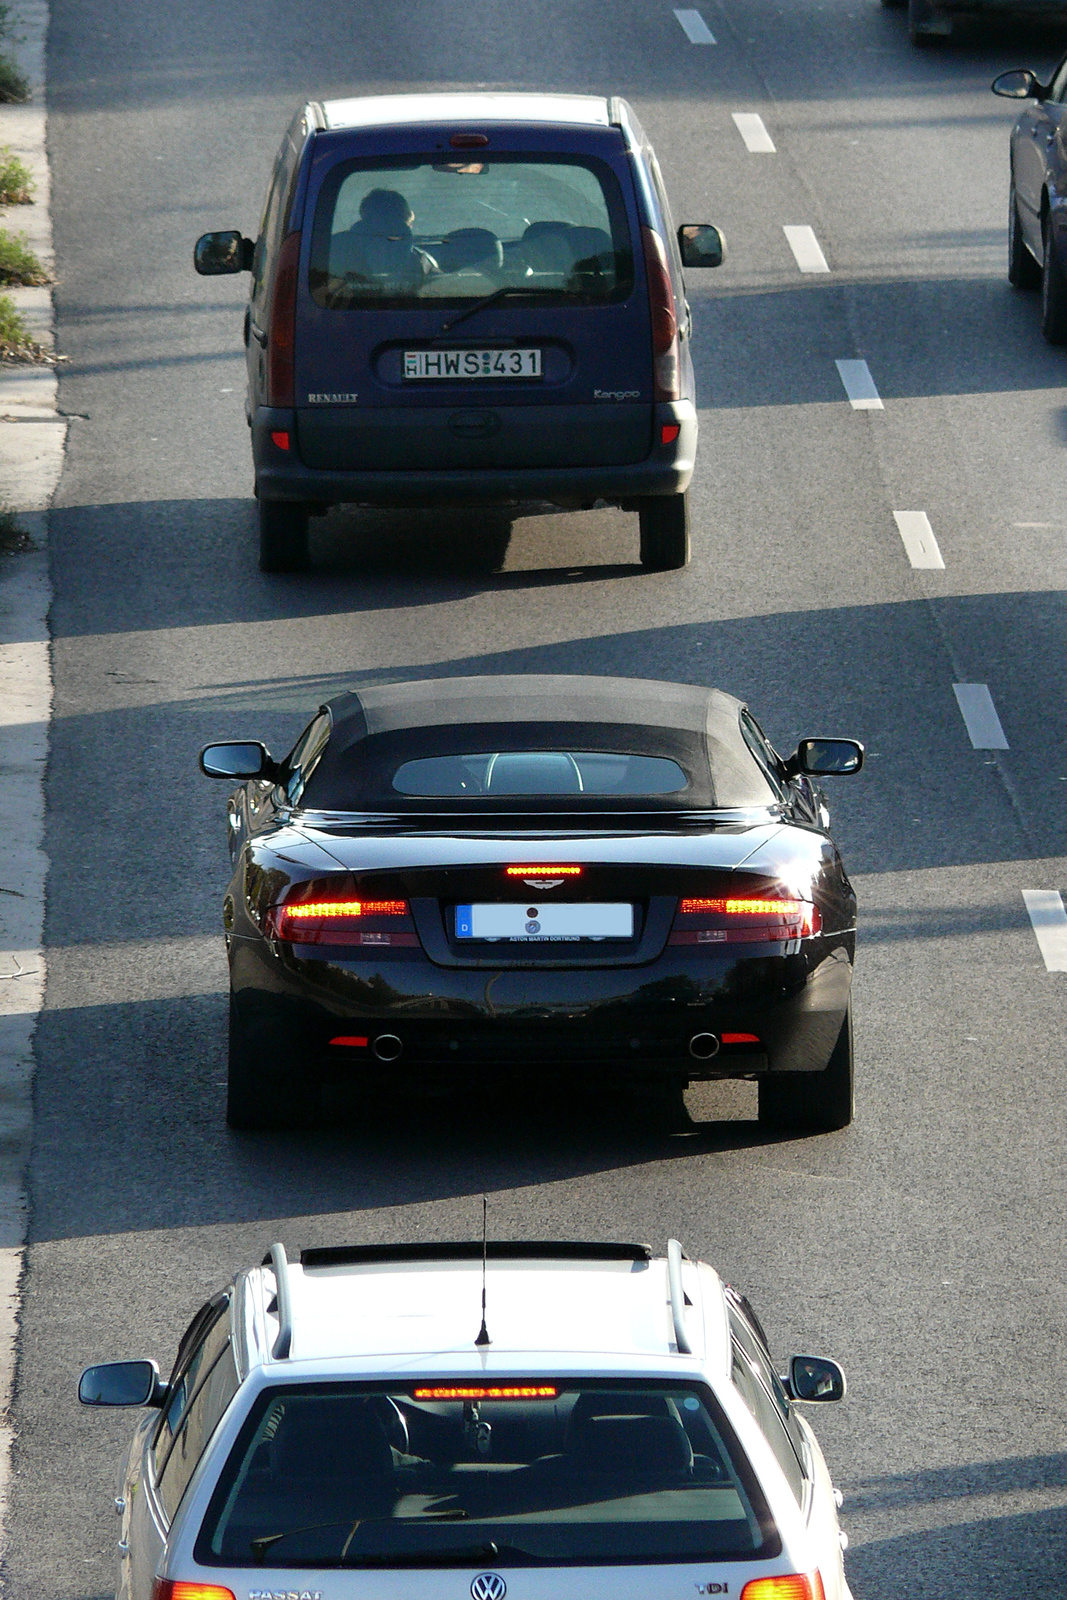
[740,1575,825,1600]
[669,895,821,944]
[268,895,418,947]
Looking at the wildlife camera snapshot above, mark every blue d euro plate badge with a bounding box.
[455,903,633,942]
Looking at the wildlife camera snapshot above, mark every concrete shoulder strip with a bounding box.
[0,0,63,1561]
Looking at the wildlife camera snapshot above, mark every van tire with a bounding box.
[638,493,690,570]
[259,500,310,573]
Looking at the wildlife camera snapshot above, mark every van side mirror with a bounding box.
[79,1359,165,1408]
[678,223,725,269]
[785,738,864,778]
[200,741,278,780]
[194,229,254,275]
[786,1355,846,1402]
[991,68,1041,99]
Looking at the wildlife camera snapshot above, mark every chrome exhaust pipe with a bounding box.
[372,1033,403,1062]
[688,1033,720,1061]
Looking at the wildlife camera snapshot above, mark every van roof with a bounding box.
[242,1242,730,1377]
[321,92,612,131]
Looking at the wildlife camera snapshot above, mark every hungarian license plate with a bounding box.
[455,903,633,942]
[403,348,542,380]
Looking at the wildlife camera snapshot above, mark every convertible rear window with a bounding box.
[392,752,688,797]
[195,1379,778,1568]
[308,153,634,308]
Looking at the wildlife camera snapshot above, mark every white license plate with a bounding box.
[455,903,633,941]
[404,348,542,380]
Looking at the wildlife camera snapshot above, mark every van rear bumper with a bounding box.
[252,400,696,509]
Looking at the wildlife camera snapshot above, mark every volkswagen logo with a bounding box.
[471,1576,507,1600]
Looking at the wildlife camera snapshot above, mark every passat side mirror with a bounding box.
[786,738,864,778]
[678,223,726,269]
[786,1354,846,1403]
[200,741,278,780]
[194,229,254,275]
[79,1359,165,1408]
[991,68,1041,100]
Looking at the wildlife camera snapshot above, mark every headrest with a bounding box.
[570,1413,694,1475]
[272,1398,394,1479]
[486,752,582,794]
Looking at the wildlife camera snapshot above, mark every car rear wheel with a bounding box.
[638,493,690,571]
[1008,182,1041,290]
[1041,221,1067,343]
[259,499,310,573]
[757,1007,854,1133]
[226,993,316,1130]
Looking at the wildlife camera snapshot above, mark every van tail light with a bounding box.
[267,230,301,407]
[267,890,419,947]
[641,225,679,401]
[151,1583,237,1600]
[741,1577,825,1600]
[668,895,821,945]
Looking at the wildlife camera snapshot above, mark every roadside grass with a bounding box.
[0,147,33,204]
[0,290,49,360]
[0,3,28,104]
[0,229,46,284]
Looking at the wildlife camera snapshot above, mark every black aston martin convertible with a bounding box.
[200,676,862,1133]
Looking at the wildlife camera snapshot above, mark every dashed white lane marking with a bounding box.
[953,683,1009,750]
[732,112,776,152]
[1022,890,1067,971]
[893,511,945,570]
[783,225,829,273]
[674,8,716,42]
[835,358,883,410]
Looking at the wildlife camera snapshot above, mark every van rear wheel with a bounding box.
[638,493,690,571]
[259,499,310,573]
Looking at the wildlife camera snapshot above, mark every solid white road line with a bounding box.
[952,683,1009,750]
[674,8,716,42]
[835,358,883,410]
[893,511,945,570]
[1022,890,1067,972]
[732,112,775,152]
[783,225,829,273]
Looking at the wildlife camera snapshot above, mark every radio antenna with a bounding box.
[475,1195,491,1347]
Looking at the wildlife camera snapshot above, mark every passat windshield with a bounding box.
[308,154,634,309]
[195,1379,778,1568]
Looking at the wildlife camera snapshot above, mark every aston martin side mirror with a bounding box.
[786,1354,846,1402]
[194,229,254,275]
[79,1359,165,1408]
[991,68,1041,100]
[200,741,278,780]
[678,223,726,268]
[787,738,864,778]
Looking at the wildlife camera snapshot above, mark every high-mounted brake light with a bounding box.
[740,1575,825,1600]
[669,896,821,944]
[450,132,490,148]
[269,898,417,947]
[506,864,582,877]
[641,225,679,401]
[413,1385,558,1400]
[150,1583,237,1600]
[267,231,301,407]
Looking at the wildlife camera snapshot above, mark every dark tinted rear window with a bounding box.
[195,1379,778,1568]
[309,154,634,309]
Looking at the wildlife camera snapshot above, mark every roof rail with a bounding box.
[265,1242,293,1359]
[667,1238,693,1355]
[301,1240,653,1270]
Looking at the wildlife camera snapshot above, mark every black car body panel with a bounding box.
[206,677,860,1110]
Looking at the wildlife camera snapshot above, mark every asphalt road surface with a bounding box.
[7,0,1067,1594]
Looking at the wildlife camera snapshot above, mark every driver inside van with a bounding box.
[331,187,439,291]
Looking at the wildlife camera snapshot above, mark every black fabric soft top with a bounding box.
[300,675,776,811]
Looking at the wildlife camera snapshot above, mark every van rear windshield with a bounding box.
[308,154,634,309]
[195,1379,778,1568]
